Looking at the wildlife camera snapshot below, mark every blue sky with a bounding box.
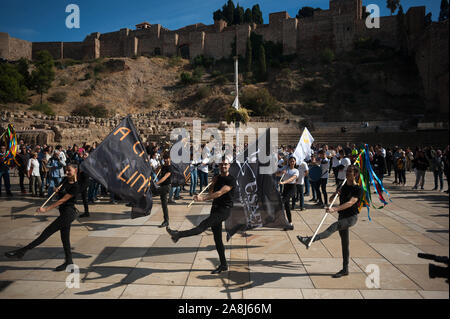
[0,0,443,42]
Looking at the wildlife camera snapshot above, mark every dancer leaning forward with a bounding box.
[166,156,235,274]
[297,165,362,278]
[5,164,80,272]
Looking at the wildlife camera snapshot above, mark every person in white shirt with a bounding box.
[331,150,341,185]
[55,145,67,178]
[293,160,308,211]
[337,150,351,185]
[198,153,209,192]
[277,156,299,230]
[27,152,43,197]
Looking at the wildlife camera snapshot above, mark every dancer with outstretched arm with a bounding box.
[297,165,362,278]
[166,157,235,274]
[5,163,80,272]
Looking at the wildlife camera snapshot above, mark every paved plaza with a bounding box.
[0,171,448,299]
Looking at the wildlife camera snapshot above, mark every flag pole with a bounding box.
[188,181,213,208]
[308,178,347,248]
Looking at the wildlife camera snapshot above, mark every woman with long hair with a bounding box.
[5,163,80,271]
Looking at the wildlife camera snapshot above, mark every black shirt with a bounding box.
[338,183,362,217]
[212,174,236,208]
[159,164,173,186]
[57,178,79,209]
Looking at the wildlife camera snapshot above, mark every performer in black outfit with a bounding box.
[297,165,362,278]
[5,164,80,272]
[78,153,90,218]
[156,152,173,228]
[166,157,235,274]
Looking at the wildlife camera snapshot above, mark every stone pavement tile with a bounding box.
[243,287,303,299]
[22,258,89,282]
[143,234,201,263]
[123,261,191,285]
[289,234,333,258]
[0,259,48,281]
[400,233,442,246]
[359,289,423,299]
[415,245,449,256]
[309,273,369,289]
[182,286,243,299]
[87,225,139,238]
[321,239,382,258]
[0,280,67,298]
[352,258,420,290]
[246,235,296,254]
[421,233,449,246]
[73,236,127,255]
[396,264,449,291]
[301,257,361,274]
[228,266,250,288]
[300,212,336,226]
[119,234,160,247]
[120,284,184,299]
[301,289,363,299]
[305,224,360,240]
[137,221,182,235]
[417,290,449,299]
[351,227,408,244]
[83,266,134,284]
[369,243,428,265]
[57,282,127,299]
[245,228,290,237]
[186,267,229,287]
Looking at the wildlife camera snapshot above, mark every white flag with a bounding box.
[232,96,239,110]
[293,127,314,163]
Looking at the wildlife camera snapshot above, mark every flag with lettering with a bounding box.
[80,116,153,219]
[226,129,290,240]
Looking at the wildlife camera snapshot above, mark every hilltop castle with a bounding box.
[0,0,428,61]
[0,0,448,113]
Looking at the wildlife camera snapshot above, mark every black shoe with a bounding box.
[166,227,180,243]
[79,213,90,218]
[168,199,176,204]
[4,248,26,259]
[297,236,311,249]
[284,224,294,231]
[6,192,13,197]
[54,262,73,272]
[332,269,349,278]
[159,221,169,228]
[211,264,228,274]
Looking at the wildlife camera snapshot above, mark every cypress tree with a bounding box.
[245,39,252,73]
[244,8,253,23]
[439,0,449,21]
[258,44,267,81]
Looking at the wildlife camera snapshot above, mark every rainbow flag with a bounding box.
[354,144,391,220]
[0,124,20,167]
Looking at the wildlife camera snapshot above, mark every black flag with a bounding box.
[80,116,153,219]
[226,129,290,240]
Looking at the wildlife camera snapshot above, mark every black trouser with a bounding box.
[293,184,304,210]
[178,205,231,266]
[159,185,170,223]
[23,206,77,263]
[398,169,406,184]
[282,184,296,223]
[316,178,328,205]
[386,161,392,176]
[18,170,26,192]
[313,214,358,270]
[394,168,399,183]
[332,167,339,184]
[80,186,89,214]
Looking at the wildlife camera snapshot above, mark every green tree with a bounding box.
[213,9,224,21]
[245,39,252,73]
[16,58,32,89]
[223,0,235,24]
[244,8,253,23]
[386,0,400,15]
[252,4,263,24]
[257,44,267,81]
[234,4,244,25]
[296,7,315,19]
[31,51,55,104]
[0,64,27,103]
[439,0,449,21]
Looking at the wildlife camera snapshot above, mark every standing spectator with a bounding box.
[331,150,340,185]
[41,147,51,194]
[432,150,444,191]
[189,153,199,196]
[443,146,449,193]
[277,156,298,231]
[406,148,414,172]
[373,147,387,182]
[386,148,393,177]
[308,156,321,203]
[55,145,67,178]
[47,150,65,196]
[27,152,43,197]
[293,158,308,211]
[16,145,30,194]
[78,152,91,217]
[317,150,329,207]
[198,156,209,192]
[396,151,407,186]
[0,144,13,197]
[392,146,401,184]
[412,150,429,190]
[337,150,351,186]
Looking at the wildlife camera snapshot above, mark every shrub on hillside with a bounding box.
[71,103,109,118]
[168,56,183,68]
[48,91,67,104]
[214,75,228,85]
[241,87,280,116]
[196,86,212,100]
[29,103,54,116]
[321,48,335,64]
[0,63,27,103]
[80,88,93,97]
